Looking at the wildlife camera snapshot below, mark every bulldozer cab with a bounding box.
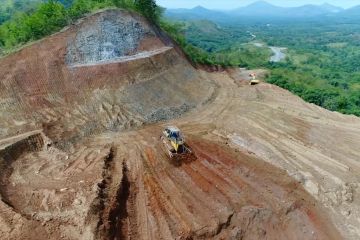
[164,127,184,144]
[161,126,195,164]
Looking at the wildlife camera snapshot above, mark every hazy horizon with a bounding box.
[157,0,359,10]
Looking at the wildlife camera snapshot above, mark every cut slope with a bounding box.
[0,9,215,149]
[65,10,162,65]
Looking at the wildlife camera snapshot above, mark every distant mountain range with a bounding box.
[165,6,228,21]
[165,1,359,21]
[341,5,360,17]
[229,1,343,17]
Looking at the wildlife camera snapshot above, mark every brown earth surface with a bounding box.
[0,9,359,240]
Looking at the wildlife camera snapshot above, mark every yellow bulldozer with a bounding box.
[249,72,260,85]
[161,126,194,162]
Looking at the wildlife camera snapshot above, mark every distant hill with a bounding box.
[230,1,344,18]
[165,1,348,21]
[320,3,343,13]
[289,4,336,17]
[186,20,223,34]
[230,1,286,16]
[165,6,228,21]
[343,5,360,16]
[332,5,360,21]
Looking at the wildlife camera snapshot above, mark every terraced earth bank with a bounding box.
[0,9,359,240]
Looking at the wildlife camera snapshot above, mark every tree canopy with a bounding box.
[0,0,162,52]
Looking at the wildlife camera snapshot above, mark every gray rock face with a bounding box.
[66,10,155,65]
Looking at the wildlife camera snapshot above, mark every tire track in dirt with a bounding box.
[0,68,352,239]
[95,127,342,240]
[93,146,139,240]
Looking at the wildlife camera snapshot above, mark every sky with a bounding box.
[157,0,360,9]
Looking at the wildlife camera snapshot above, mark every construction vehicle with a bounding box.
[249,79,260,85]
[161,126,194,162]
[249,73,260,85]
[249,73,256,80]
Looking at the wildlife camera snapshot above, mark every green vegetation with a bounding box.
[0,0,162,54]
[258,23,360,116]
[0,0,110,52]
[160,21,215,65]
[165,18,360,116]
[0,0,44,25]
[134,0,161,23]
[160,20,271,67]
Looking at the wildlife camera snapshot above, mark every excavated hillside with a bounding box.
[0,9,359,240]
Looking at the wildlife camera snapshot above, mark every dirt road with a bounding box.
[269,46,287,62]
[69,47,173,68]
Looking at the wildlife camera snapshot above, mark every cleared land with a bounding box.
[0,9,359,240]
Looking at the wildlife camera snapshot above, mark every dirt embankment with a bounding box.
[0,8,358,240]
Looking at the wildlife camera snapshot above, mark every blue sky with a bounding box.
[157,0,359,9]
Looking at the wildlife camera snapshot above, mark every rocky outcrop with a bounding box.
[66,10,157,65]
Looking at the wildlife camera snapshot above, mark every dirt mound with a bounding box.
[0,8,357,240]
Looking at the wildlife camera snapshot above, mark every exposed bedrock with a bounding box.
[66,10,157,65]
